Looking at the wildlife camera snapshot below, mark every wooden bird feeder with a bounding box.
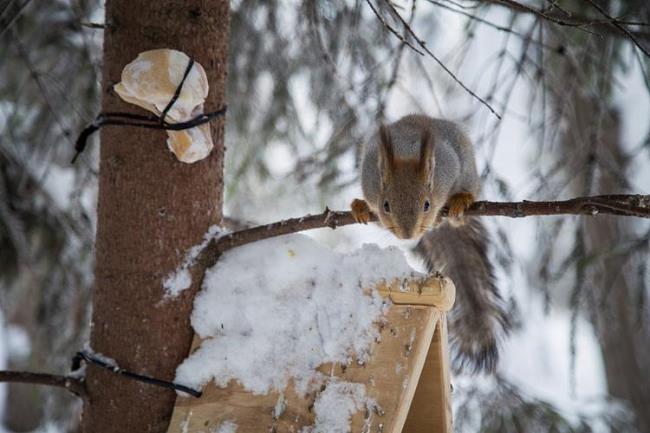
[167,274,455,433]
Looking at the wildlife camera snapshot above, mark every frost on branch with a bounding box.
[175,234,422,431]
[113,49,214,163]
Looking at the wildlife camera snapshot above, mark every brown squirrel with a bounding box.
[351,114,510,373]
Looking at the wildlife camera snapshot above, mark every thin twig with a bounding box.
[378,0,419,118]
[0,370,86,398]
[365,0,424,55]
[13,32,75,149]
[427,0,560,52]
[379,0,502,118]
[475,0,650,39]
[0,0,33,38]
[583,0,650,59]
[196,195,650,267]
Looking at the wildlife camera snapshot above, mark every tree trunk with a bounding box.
[558,81,650,433]
[579,110,650,433]
[81,1,229,432]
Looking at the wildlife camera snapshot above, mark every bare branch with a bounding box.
[365,0,425,55]
[583,0,650,59]
[476,0,650,39]
[196,195,650,266]
[378,0,419,118]
[427,0,560,53]
[0,0,33,38]
[0,370,86,398]
[377,0,503,119]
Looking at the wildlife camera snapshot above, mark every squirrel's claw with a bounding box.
[351,199,371,224]
[446,192,475,226]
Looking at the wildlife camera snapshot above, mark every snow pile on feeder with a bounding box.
[175,234,422,431]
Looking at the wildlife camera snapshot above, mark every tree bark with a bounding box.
[81,1,229,432]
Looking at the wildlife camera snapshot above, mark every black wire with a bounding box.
[72,351,202,398]
[159,57,195,124]
[71,57,226,163]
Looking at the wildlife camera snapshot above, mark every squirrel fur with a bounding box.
[352,114,510,373]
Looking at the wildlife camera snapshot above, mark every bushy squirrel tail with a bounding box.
[414,217,510,374]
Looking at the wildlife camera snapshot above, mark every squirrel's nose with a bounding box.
[401,226,415,239]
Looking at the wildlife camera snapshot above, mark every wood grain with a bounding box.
[376,275,455,311]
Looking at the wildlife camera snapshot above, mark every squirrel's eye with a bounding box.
[423,200,430,212]
[383,200,391,213]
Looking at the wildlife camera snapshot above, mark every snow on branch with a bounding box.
[0,370,86,398]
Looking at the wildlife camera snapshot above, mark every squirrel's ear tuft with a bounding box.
[418,126,434,179]
[378,124,395,180]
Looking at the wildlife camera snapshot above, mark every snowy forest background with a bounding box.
[1,0,649,432]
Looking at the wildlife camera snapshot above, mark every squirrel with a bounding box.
[351,114,510,373]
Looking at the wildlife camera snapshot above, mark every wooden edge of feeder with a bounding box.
[390,308,441,433]
[372,274,456,311]
[402,314,452,433]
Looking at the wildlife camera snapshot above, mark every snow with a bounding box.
[306,381,369,433]
[42,165,75,210]
[164,268,193,297]
[5,324,30,362]
[176,233,416,393]
[83,344,119,371]
[163,225,227,297]
[179,418,189,433]
[215,420,238,433]
[273,393,286,419]
[500,297,607,412]
[176,233,419,431]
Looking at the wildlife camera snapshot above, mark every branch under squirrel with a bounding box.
[0,370,86,398]
[196,194,650,267]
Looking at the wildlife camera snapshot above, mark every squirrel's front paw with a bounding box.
[351,199,371,224]
[446,192,475,226]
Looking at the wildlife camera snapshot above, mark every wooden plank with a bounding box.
[167,307,440,433]
[402,314,453,433]
[375,275,455,311]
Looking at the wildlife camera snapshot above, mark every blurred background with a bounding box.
[1,0,649,431]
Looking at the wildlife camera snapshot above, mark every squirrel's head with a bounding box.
[376,124,437,240]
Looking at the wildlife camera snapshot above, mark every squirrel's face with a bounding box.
[378,162,437,239]
[376,123,437,240]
